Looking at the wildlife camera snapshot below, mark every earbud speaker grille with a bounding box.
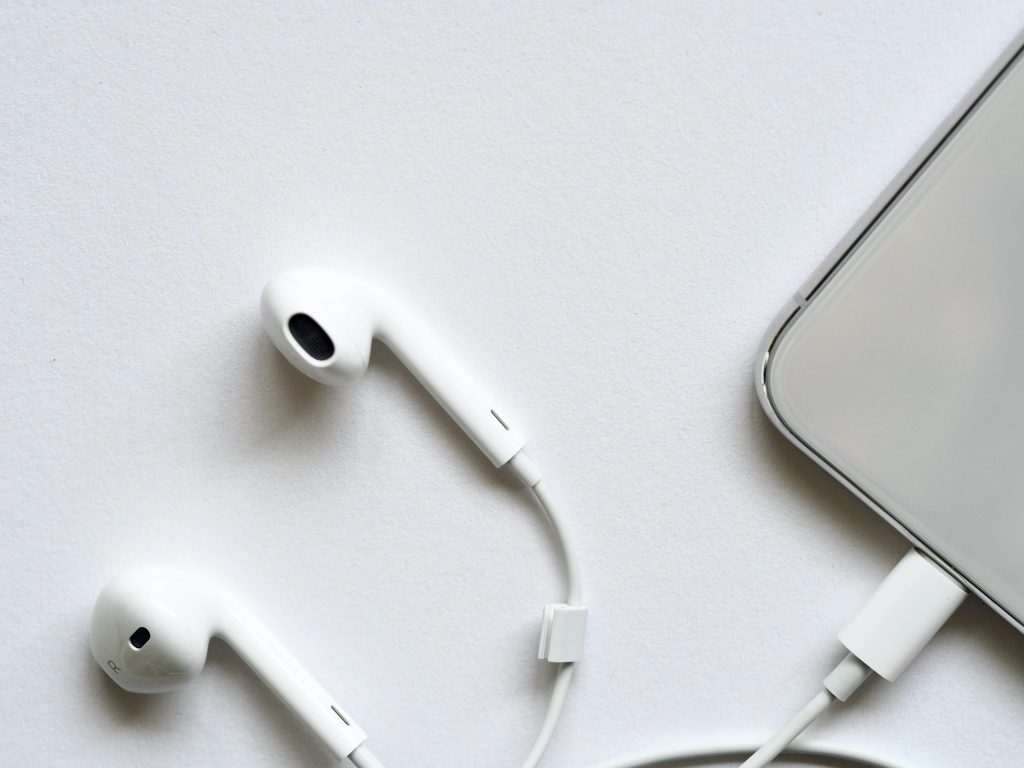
[288,314,335,361]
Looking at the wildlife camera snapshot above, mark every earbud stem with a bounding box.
[217,601,367,760]
[378,303,527,467]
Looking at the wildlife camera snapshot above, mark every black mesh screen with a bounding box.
[288,314,335,360]
[129,627,151,649]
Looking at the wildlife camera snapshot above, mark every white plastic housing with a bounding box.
[261,266,526,467]
[90,568,366,760]
[838,551,966,681]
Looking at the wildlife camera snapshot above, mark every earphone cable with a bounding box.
[511,452,585,768]
[581,742,904,768]
[349,452,585,768]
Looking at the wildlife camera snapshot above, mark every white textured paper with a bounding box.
[3,3,1024,766]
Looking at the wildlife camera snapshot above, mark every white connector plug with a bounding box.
[839,550,967,681]
[740,549,968,768]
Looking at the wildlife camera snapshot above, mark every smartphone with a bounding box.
[759,31,1024,633]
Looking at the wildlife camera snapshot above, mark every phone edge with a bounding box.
[755,28,1024,635]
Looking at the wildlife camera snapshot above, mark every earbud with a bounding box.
[261,266,526,467]
[90,568,367,761]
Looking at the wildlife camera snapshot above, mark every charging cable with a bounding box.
[586,549,968,768]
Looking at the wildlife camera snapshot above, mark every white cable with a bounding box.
[509,451,585,768]
[737,652,872,768]
[739,690,834,768]
[345,502,964,768]
[508,451,583,606]
[584,741,903,768]
[582,550,967,768]
[519,662,576,768]
[586,655,873,768]
[349,744,386,768]
[347,451,585,768]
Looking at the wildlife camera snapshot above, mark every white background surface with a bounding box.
[3,3,1024,766]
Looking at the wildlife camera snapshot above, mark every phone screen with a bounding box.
[767,45,1024,623]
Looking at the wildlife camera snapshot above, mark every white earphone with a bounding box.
[90,567,369,762]
[91,267,586,768]
[260,265,525,467]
